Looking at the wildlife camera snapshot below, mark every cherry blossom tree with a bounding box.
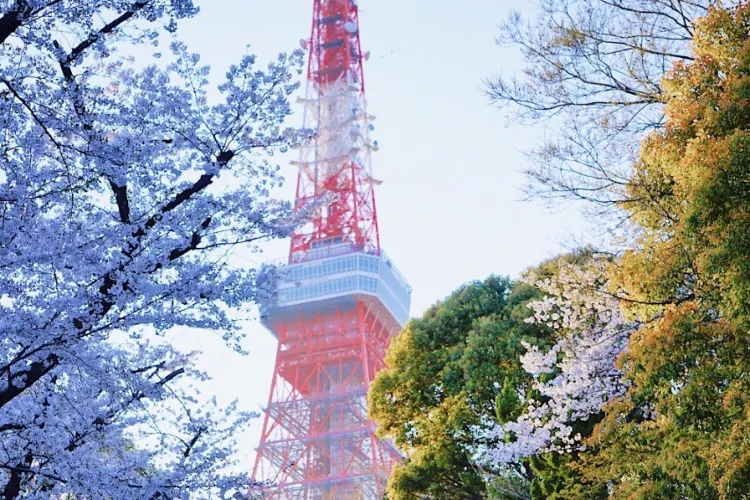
[475,255,638,467]
[0,2,306,498]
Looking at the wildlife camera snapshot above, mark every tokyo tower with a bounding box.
[250,0,412,498]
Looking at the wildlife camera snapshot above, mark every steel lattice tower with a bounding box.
[250,0,411,498]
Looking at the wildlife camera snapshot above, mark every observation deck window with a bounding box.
[311,236,344,249]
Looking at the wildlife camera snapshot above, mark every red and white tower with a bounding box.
[251,0,411,498]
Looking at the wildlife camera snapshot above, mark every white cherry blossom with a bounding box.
[476,256,637,466]
[0,2,305,498]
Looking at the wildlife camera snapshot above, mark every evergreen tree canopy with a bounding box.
[369,276,549,499]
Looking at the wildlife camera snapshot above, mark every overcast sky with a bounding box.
[165,0,584,473]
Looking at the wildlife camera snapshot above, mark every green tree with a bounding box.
[369,276,546,499]
[562,4,750,498]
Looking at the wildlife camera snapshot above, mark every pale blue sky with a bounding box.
[170,0,583,470]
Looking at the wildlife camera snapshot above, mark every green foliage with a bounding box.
[494,378,521,425]
[528,453,606,500]
[369,276,548,499]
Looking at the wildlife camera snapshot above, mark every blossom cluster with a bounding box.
[476,256,636,466]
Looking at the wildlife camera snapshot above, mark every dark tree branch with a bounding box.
[2,452,32,500]
[0,354,59,409]
[168,217,212,261]
[183,427,205,458]
[0,4,30,45]
[157,368,185,387]
[109,180,131,223]
[59,1,149,78]
[137,150,233,242]
[0,423,23,433]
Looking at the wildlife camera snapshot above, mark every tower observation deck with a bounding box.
[250,0,411,498]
